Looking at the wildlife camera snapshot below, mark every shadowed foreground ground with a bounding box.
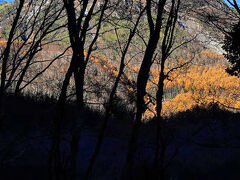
[0,94,240,180]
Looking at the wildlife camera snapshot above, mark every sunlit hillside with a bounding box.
[0,1,240,180]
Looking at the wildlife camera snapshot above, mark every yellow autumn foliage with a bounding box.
[79,49,240,119]
[92,49,240,119]
[141,50,240,118]
[165,65,240,112]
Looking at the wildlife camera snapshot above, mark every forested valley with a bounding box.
[0,0,240,180]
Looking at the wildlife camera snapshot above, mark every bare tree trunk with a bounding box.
[48,54,77,180]
[154,1,180,179]
[0,0,25,96]
[125,1,167,178]
[69,51,85,180]
[0,0,25,118]
[85,8,145,179]
[154,58,166,180]
[61,1,109,179]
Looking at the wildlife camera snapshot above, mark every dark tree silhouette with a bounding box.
[123,0,167,179]
[226,0,240,15]
[0,0,25,115]
[85,6,146,180]
[154,1,180,179]
[223,21,240,76]
[48,1,109,180]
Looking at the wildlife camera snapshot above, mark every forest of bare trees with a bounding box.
[0,0,240,180]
